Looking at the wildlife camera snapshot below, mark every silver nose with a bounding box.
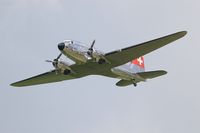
[58,43,65,51]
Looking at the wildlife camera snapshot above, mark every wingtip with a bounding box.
[182,30,187,35]
[10,82,21,87]
[178,31,187,37]
[10,83,17,87]
[162,70,168,75]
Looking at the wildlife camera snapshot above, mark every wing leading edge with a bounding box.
[10,70,78,87]
[105,31,187,67]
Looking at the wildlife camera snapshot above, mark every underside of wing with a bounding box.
[10,70,78,87]
[106,31,187,67]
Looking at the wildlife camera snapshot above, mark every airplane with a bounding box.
[10,31,187,87]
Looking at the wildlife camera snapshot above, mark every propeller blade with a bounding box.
[89,40,95,50]
[87,40,96,56]
[56,53,62,60]
[45,60,53,63]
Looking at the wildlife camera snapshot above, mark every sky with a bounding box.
[0,0,200,133]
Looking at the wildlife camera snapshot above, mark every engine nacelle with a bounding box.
[89,52,109,64]
[56,61,72,75]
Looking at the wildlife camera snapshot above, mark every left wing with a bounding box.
[10,70,78,87]
[105,31,187,67]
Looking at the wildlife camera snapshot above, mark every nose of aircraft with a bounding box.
[58,43,65,50]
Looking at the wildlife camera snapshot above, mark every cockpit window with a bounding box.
[63,40,92,52]
[64,40,73,45]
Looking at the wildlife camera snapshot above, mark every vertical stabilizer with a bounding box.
[114,56,145,74]
[127,56,145,73]
[132,56,145,69]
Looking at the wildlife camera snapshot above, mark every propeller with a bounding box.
[87,40,95,56]
[45,60,53,63]
[54,53,62,61]
[45,53,62,68]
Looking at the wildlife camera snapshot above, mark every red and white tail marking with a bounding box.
[132,56,145,68]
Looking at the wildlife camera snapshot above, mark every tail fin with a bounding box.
[115,56,145,74]
[127,56,145,73]
[132,56,145,70]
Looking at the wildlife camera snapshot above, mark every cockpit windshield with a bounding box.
[63,40,88,52]
[64,40,73,45]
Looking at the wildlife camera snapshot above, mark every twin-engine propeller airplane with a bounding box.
[11,31,187,87]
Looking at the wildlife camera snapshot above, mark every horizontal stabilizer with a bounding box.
[116,80,136,87]
[137,70,167,79]
[116,70,167,87]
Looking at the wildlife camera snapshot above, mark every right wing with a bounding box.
[10,70,78,87]
[105,31,187,67]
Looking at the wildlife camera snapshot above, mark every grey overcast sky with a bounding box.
[0,0,199,133]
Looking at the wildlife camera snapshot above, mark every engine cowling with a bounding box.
[63,69,71,75]
[56,61,72,75]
